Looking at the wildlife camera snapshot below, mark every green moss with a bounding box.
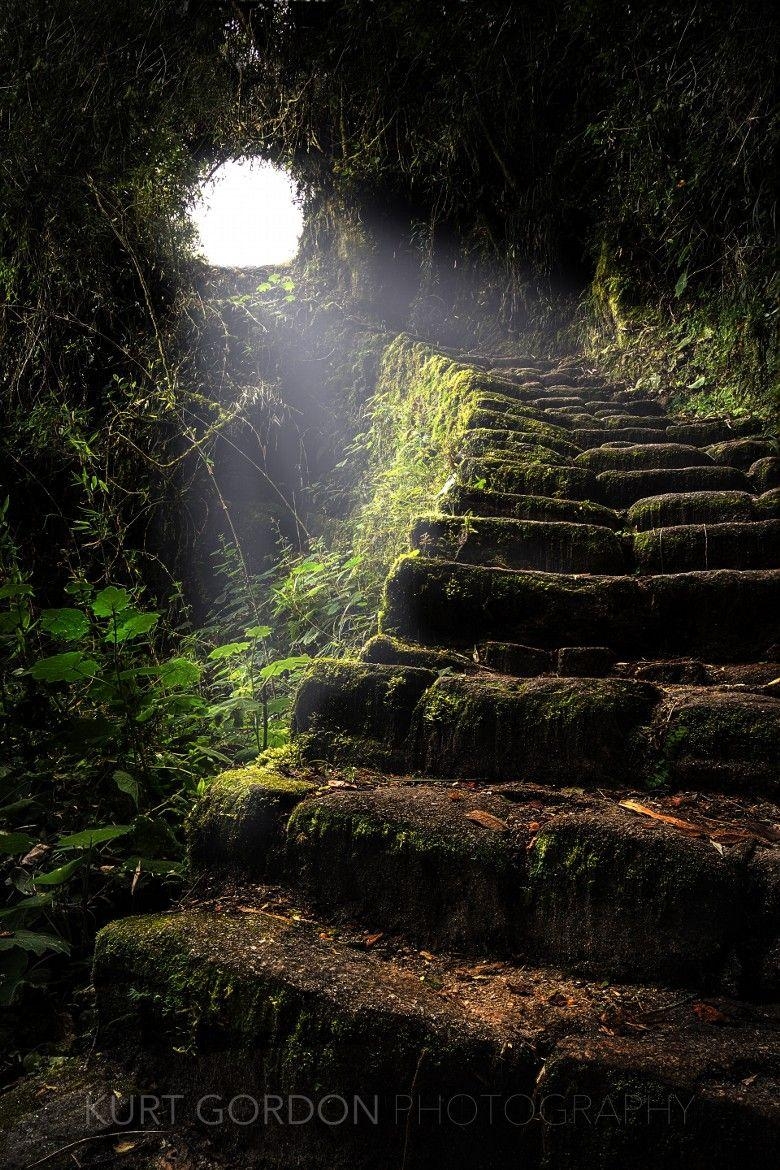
[185,751,318,877]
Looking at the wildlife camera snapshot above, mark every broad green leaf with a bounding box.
[0,894,53,919]
[674,271,688,298]
[0,831,34,855]
[157,658,201,689]
[57,824,131,850]
[245,625,272,639]
[123,856,184,877]
[106,610,159,644]
[129,815,179,859]
[34,857,84,887]
[0,582,33,599]
[91,586,131,617]
[28,651,99,683]
[113,770,138,807]
[208,641,250,660]
[0,930,70,956]
[258,655,311,680]
[40,608,90,641]
[0,950,28,1006]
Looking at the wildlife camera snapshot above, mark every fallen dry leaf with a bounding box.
[620,799,703,835]
[528,821,541,832]
[114,1141,138,1155]
[364,931,384,947]
[692,1002,728,1024]
[466,809,508,832]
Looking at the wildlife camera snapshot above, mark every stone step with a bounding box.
[707,438,777,468]
[597,466,751,507]
[627,490,758,529]
[600,414,671,429]
[667,418,766,446]
[283,781,779,992]
[590,399,665,416]
[749,457,780,493]
[457,457,598,500]
[358,633,475,672]
[473,645,779,689]
[410,514,628,573]
[757,487,780,517]
[571,427,669,447]
[293,662,779,794]
[444,485,623,528]
[91,908,780,1170]
[380,555,780,661]
[576,443,713,472]
[633,520,780,573]
[460,425,582,461]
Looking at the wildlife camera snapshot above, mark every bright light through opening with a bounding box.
[190,159,303,267]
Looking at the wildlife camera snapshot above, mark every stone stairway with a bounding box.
[93,348,779,1168]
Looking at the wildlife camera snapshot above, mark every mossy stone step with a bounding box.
[292,662,779,793]
[91,910,778,1170]
[749,457,780,493]
[667,418,766,446]
[292,660,436,772]
[460,425,581,461]
[632,519,780,573]
[576,443,713,472]
[707,438,777,468]
[93,910,534,1169]
[358,633,474,671]
[411,513,628,573]
[597,465,751,507]
[457,457,598,499]
[571,427,669,447]
[590,399,665,415]
[627,490,758,529]
[538,1030,779,1170]
[756,487,780,517]
[186,759,317,878]
[381,555,780,661]
[600,414,670,429]
[285,782,779,990]
[444,485,623,528]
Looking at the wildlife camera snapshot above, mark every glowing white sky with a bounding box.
[190,159,303,267]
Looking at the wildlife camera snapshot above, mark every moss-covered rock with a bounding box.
[358,633,473,672]
[380,554,780,661]
[756,487,780,518]
[666,417,764,445]
[706,438,776,468]
[597,465,750,507]
[572,427,668,447]
[415,674,658,785]
[292,659,435,769]
[186,755,318,878]
[93,911,536,1168]
[527,808,741,983]
[457,457,598,499]
[459,425,580,461]
[632,520,780,573]
[576,443,712,472]
[444,485,623,528]
[287,786,523,952]
[748,456,780,493]
[539,1031,779,1170]
[476,641,553,675]
[411,513,627,574]
[657,691,780,793]
[627,490,756,530]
